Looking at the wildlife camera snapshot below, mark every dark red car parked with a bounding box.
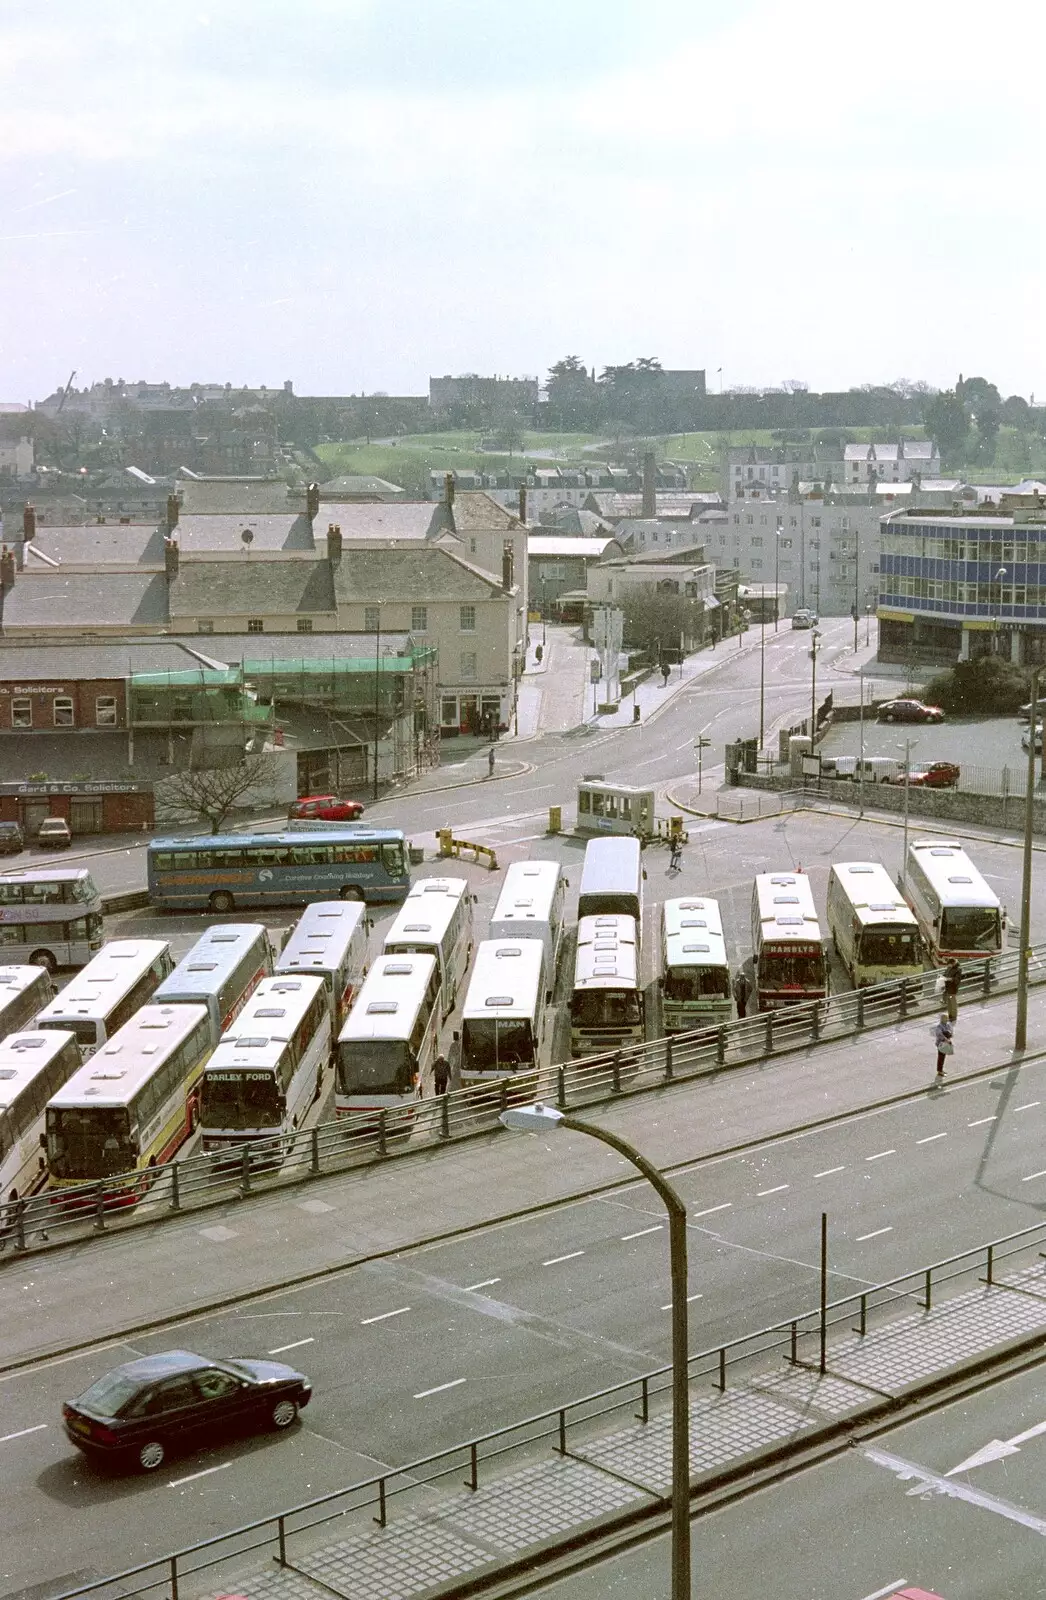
[288,794,365,822]
[886,761,960,788]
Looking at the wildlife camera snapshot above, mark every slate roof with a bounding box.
[15,524,167,567]
[332,545,509,603]
[548,507,615,535]
[319,502,447,540]
[902,440,934,460]
[0,641,210,678]
[196,632,415,665]
[174,477,297,514]
[1,572,169,631]
[169,560,336,618]
[318,475,406,497]
[0,730,179,781]
[450,492,520,532]
[172,513,316,553]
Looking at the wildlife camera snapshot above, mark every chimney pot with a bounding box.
[166,492,180,531]
[22,503,36,542]
[164,536,179,581]
[328,523,343,564]
[445,472,455,507]
[518,485,527,523]
[306,482,320,519]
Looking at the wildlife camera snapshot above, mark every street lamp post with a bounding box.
[372,608,382,802]
[898,736,918,885]
[758,609,766,754]
[992,566,1007,654]
[774,519,782,632]
[809,627,822,739]
[1016,669,1040,1051]
[852,528,861,652]
[499,1104,691,1600]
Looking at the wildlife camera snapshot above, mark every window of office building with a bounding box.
[53,697,74,727]
[411,606,428,631]
[11,698,31,729]
[297,617,313,633]
[460,605,476,632]
[247,619,264,633]
[96,696,118,727]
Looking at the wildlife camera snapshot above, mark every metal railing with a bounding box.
[48,1210,1046,1600]
[4,949,1036,1260]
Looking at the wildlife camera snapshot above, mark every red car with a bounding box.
[288,794,365,822]
[876,698,946,725]
[886,761,960,788]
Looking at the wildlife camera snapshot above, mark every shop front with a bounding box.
[0,780,154,836]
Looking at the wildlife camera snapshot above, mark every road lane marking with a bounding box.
[542,1250,585,1266]
[1021,1170,1046,1183]
[414,1378,467,1399]
[757,1185,789,1197]
[968,1116,997,1127]
[916,1133,948,1144]
[814,1166,846,1178]
[0,1424,47,1443]
[1015,1101,1041,1111]
[866,1444,1046,1535]
[621,1225,663,1240]
[856,1227,893,1241]
[463,1278,501,1292]
[266,1337,315,1355]
[692,1202,732,1220]
[361,1306,412,1324]
[661,1293,704,1310]
[865,1150,896,1161]
[168,1462,231,1487]
[858,1585,909,1600]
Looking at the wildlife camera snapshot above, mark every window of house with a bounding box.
[96,696,118,727]
[364,605,380,631]
[460,651,477,680]
[441,696,457,724]
[733,515,740,525]
[811,517,821,527]
[469,538,477,553]
[247,619,264,633]
[198,620,214,633]
[745,514,754,525]
[752,537,763,548]
[53,697,74,727]
[460,605,476,632]
[297,617,313,633]
[411,605,428,632]
[11,698,31,729]
[751,559,763,569]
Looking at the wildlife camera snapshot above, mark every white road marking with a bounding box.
[757,1185,789,1197]
[463,1278,501,1292]
[865,1149,896,1162]
[1015,1101,1041,1112]
[968,1116,997,1127]
[168,1462,231,1487]
[621,1225,663,1240]
[814,1166,846,1178]
[856,1227,893,1241]
[0,1423,47,1443]
[661,1293,703,1311]
[866,1444,1046,1535]
[542,1250,585,1266]
[857,1584,909,1600]
[916,1132,948,1144]
[692,1202,732,1219]
[266,1337,315,1355]
[361,1306,412,1324]
[1022,1170,1046,1183]
[414,1378,467,1399]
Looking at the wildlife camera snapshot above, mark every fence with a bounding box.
[48,1208,1046,1600]
[5,947,1038,1259]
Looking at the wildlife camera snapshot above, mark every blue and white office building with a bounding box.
[878,497,1046,667]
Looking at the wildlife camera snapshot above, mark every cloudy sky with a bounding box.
[2,0,1043,403]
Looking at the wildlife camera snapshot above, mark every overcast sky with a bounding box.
[3,0,1043,404]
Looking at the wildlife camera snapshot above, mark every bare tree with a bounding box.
[157,755,280,834]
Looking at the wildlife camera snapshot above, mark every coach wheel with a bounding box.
[209,891,235,914]
[29,949,57,975]
[339,886,364,901]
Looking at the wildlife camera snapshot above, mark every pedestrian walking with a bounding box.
[942,958,962,1023]
[732,967,749,1019]
[487,746,496,778]
[668,839,683,874]
[433,1053,451,1095]
[934,1014,954,1079]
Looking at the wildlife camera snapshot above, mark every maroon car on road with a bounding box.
[288,794,365,822]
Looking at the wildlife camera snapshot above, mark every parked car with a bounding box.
[825,756,904,783]
[1022,726,1043,753]
[1018,702,1037,722]
[287,794,365,823]
[876,698,946,725]
[62,1349,312,1473]
[791,609,818,629]
[886,761,961,788]
[0,821,24,855]
[35,817,72,848]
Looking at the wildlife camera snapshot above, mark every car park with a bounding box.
[62,1348,312,1472]
[885,761,961,788]
[876,698,946,725]
[35,817,72,848]
[790,609,818,629]
[0,821,24,855]
[288,794,365,822]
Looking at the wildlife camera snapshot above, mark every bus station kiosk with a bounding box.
[575,777,686,845]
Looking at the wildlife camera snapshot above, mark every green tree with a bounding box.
[957,375,1001,414]
[922,389,969,464]
[922,656,1029,715]
[975,406,1001,462]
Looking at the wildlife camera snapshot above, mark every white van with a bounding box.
[825,756,904,784]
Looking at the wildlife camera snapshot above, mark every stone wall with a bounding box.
[734,770,1046,836]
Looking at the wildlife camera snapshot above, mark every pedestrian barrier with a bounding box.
[3,949,1036,1261]
[434,829,499,871]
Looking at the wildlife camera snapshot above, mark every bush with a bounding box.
[922,657,1030,715]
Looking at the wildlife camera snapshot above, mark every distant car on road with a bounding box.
[790,609,818,629]
[885,761,961,788]
[876,698,945,725]
[62,1348,312,1473]
[35,817,72,848]
[0,821,24,855]
[288,794,365,823]
[1022,726,1043,753]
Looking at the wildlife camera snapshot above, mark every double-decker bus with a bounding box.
[659,897,732,1034]
[751,872,828,1011]
[459,940,548,1082]
[274,901,370,1032]
[153,924,273,1045]
[488,860,568,984]
[146,830,409,913]
[0,1030,81,1203]
[826,862,923,988]
[577,837,645,931]
[33,940,174,1058]
[0,965,55,1045]
[904,840,1004,964]
[45,1003,212,1192]
[0,868,103,972]
[569,914,645,1058]
[200,975,331,1152]
[382,877,475,1019]
[336,953,441,1115]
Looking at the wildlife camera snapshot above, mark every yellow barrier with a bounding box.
[435,832,500,871]
[548,805,562,835]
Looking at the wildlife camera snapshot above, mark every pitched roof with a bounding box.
[527,536,621,558]
[175,477,297,514]
[318,475,406,497]
[0,572,169,630]
[319,502,447,540]
[16,524,167,567]
[332,544,510,603]
[902,440,934,459]
[169,561,336,618]
[450,491,520,533]
[0,641,208,678]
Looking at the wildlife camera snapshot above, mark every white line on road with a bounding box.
[414,1378,467,1399]
[542,1250,585,1266]
[916,1133,948,1144]
[661,1293,705,1310]
[463,1278,501,1292]
[856,1227,893,1241]
[0,1423,47,1443]
[865,1150,896,1162]
[814,1166,846,1178]
[692,1203,732,1219]
[756,1185,789,1197]
[168,1462,231,1487]
[968,1116,997,1127]
[866,1444,1046,1536]
[1015,1101,1041,1112]
[621,1225,663,1240]
[266,1337,315,1355]
[1022,1170,1046,1183]
[857,1584,909,1600]
[361,1306,412,1324]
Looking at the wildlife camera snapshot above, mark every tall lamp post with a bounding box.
[898,736,918,885]
[852,527,861,652]
[1016,669,1040,1051]
[500,1104,691,1600]
[372,607,382,802]
[758,607,766,754]
[774,518,782,631]
[809,627,822,738]
[992,566,1007,654]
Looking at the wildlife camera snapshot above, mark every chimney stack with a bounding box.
[642,451,656,518]
[22,503,36,542]
[444,472,455,507]
[166,492,180,532]
[518,485,527,523]
[502,539,515,593]
[164,537,179,581]
[327,523,343,565]
[0,547,14,592]
[306,482,320,520]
